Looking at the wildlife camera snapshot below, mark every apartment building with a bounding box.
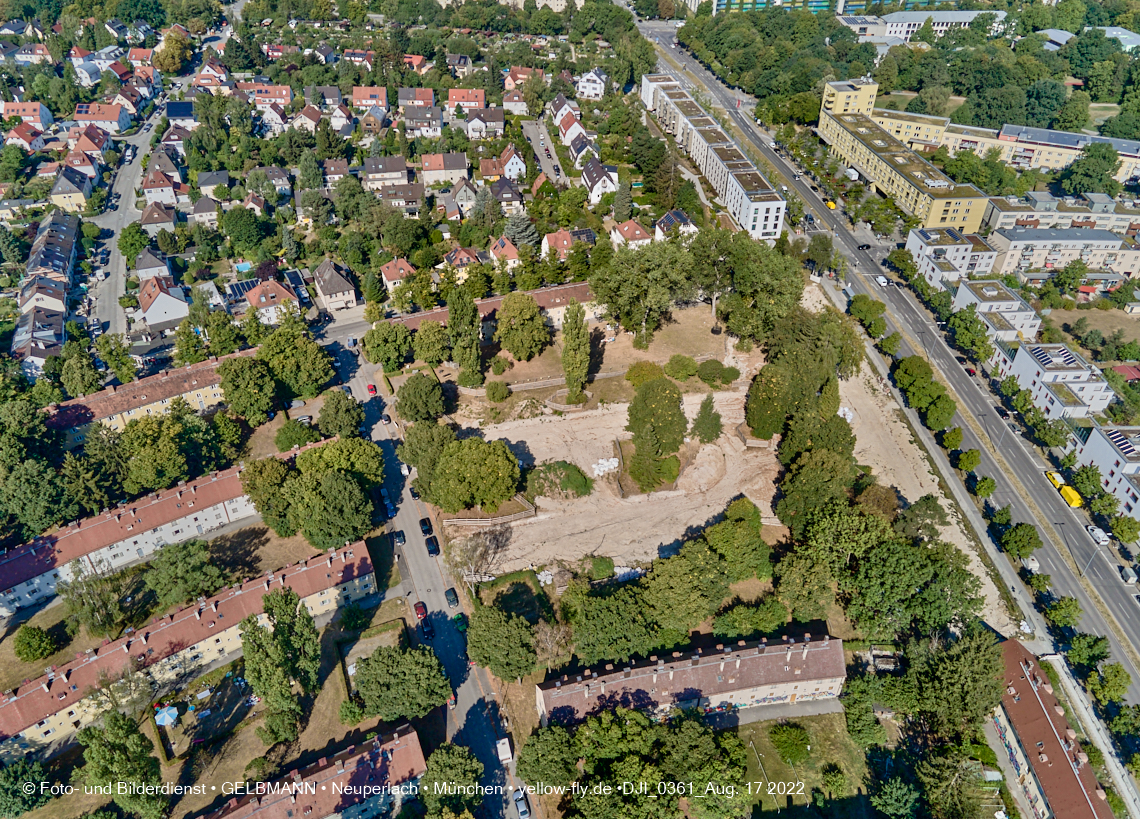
[641,74,785,243]
[0,544,376,762]
[950,280,1041,342]
[995,641,1115,819]
[986,227,1140,280]
[420,152,469,186]
[537,634,845,724]
[905,227,997,289]
[836,11,1007,42]
[362,155,409,190]
[26,210,80,282]
[1072,425,1140,519]
[203,727,424,819]
[982,191,1140,233]
[819,87,987,233]
[990,342,1114,420]
[45,348,257,447]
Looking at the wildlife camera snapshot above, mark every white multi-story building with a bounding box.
[905,227,997,289]
[987,227,1140,282]
[0,544,376,762]
[1072,425,1140,519]
[836,11,1007,42]
[982,191,1140,234]
[990,342,1115,420]
[951,280,1041,342]
[641,74,785,243]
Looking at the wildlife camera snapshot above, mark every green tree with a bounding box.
[13,624,58,663]
[363,323,412,372]
[144,539,227,609]
[776,449,856,538]
[318,388,365,439]
[1088,662,1132,704]
[916,751,984,819]
[613,182,632,222]
[1111,514,1140,544]
[219,356,276,425]
[467,607,537,680]
[1001,522,1043,559]
[117,223,149,264]
[691,394,723,443]
[61,352,102,399]
[713,598,788,638]
[432,438,520,513]
[590,240,694,347]
[973,475,997,498]
[561,300,589,402]
[419,744,485,817]
[504,213,540,247]
[95,333,136,384]
[495,292,550,361]
[627,378,687,455]
[448,287,483,386]
[173,318,208,366]
[240,457,296,536]
[286,471,374,549]
[79,711,166,819]
[262,587,322,691]
[398,421,457,497]
[396,372,445,422]
[1046,596,1083,629]
[947,306,994,361]
[0,758,52,817]
[276,419,320,451]
[870,778,920,819]
[1061,142,1123,197]
[941,427,964,451]
[1067,633,1111,670]
[413,320,451,366]
[354,646,452,719]
[257,325,335,399]
[956,448,981,473]
[517,726,578,790]
[775,551,834,622]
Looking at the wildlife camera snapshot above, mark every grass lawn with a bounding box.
[735,712,872,816]
[478,570,555,625]
[1046,306,1140,359]
[207,525,320,580]
[0,604,105,694]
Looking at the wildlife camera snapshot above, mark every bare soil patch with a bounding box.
[207,525,319,581]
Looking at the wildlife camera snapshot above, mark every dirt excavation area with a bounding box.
[446,283,1015,637]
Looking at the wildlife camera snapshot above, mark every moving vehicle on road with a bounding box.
[1088,525,1111,546]
[875,276,889,288]
[414,601,427,620]
[1046,471,1066,489]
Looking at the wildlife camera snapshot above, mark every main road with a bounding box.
[327,342,525,819]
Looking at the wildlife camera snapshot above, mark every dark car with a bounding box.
[409,486,420,500]
[857,243,871,250]
[996,407,1011,420]
[414,601,427,620]
[425,536,440,556]
[445,588,459,608]
[420,619,435,640]
[965,367,977,376]
[393,530,406,546]
[420,517,433,536]
[380,414,391,425]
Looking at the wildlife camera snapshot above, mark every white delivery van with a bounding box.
[497,738,513,763]
[1123,565,1137,585]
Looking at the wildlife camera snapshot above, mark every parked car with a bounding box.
[425,536,440,556]
[392,530,406,546]
[445,588,459,608]
[367,384,377,396]
[420,619,435,640]
[414,601,427,620]
[420,517,433,536]
[409,486,420,500]
[1045,471,1066,489]
[1088,525,1111,546]
[514,789,531,819]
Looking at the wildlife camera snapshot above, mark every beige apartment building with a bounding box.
[982,191,1140,234]
[537,635,845,724]
[986,227,1140,279]
[0,544,376,762]
[818,102,987,232]
[45,348,258,447]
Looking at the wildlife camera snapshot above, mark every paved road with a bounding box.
[520,119,566,186]
[326,341,523,818]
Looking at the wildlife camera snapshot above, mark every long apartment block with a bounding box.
[0,544,376,762]
[0,439,331,618]
[819,82,987,232]
[204,727,425,819]
[983,191,1140,234]
[1073,425,1140,520]
[986,227,1140,281]
[990,342,1114,420]
[45,347,258,447]
[640,74,785,243]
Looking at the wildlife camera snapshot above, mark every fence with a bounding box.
[443,495,537,527]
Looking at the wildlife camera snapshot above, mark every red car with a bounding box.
[367,383,377,396]
[414,601,427,620]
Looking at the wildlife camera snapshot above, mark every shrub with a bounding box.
[720,365,741,384]
[664,354,698,381]
[589,556,615,579]
[339,699,364,725]
[625,361,665,388]
[697,359,725,386]
[275,418,320,452]
[13,625,57,663]
[526,460,593,498]
[490,355,511,375]
[340,603,372,632]
[770,723,812,765]
[486,381,510,402]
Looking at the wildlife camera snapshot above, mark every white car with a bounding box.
[513,790,531,819]
[1088,525,1111,546]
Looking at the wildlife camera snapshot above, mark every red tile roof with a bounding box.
[204,726,425,819]
[999,641,1114,819]
[389,281,592,331]
[0,543,373,743]
[614,219,651,242]
[380,258,416,283]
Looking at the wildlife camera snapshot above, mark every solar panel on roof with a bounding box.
[226,280,259,300]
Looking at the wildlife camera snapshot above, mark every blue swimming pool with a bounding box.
[235,262,252,273]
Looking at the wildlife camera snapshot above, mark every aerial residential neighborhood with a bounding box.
[8,1,1140,819]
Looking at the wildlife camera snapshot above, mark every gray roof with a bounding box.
[581,157,615,192]
[313,258,353,295]
[364,155,407,175]
[198,170,230,188]
[135,248,168,270]
[192,196,218,214]
[995,227,1123,243]
[468,107,504,125]
[139,201,176,225]
[999,123,1140,156]
[50,166,89,196]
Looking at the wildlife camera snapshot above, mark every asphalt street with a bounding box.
[327,342,523,818]
[520,119,566,186]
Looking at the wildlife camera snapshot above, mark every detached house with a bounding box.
[490,178,524,215]
[380,258,416,293]
[139,202,178,237]
[363,155,409,190]
[581,157,618,205]
[191,196,219,227]
[291,105,323,133]
[398,88,434,110]
[558,110,586,147]
[576,68,608,100]
[446,88,485,116]
[446,53,474,77]
[405,107,442,138]
[5,122,43,152]
[73,102,131,134]
[245,280,299,324]
[503,90,528,116]
[313,258,357,311]
[504,66,543,91]
[134,248,171,280]
[1,101,52,129]
[142,169,186,206]
[466,108,505,139]
[352,86,388,110]
[49,167,92,212]
[421,153,469,186]
[611,219,653,249]
[197,170,230,199]
[138,275,189,332]
[490,235,521,270]
[360,106,386,135]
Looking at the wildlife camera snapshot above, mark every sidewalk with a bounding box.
[703,698,843,730]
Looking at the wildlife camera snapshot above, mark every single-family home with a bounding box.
[11,307,64,378]
[503,90,528,116]
[62,149,99,179]
[142,169,182,206]
[49,167,92,212]
[1,101,52,128]
[446,88,486,116]
[105,18,128,39]
[255,166,293,199]
[581,157,618,205]
[398,88,434,110]
[405,107,442,138]
[490,235,521,270]
[655,210,698,240]
[466,108,505,139]
[380,258,416,293]
[313,258,357,311]
[363,155,408,190]
[190,196,219,227]
[260,103,288,135]
[126,47,152,67]
[74,62,101,87]
[135,248,171,280]
[160,124,192,157]
[343,49,375,70]
[442,247,490,276]
[504,66,543,91]
[352,86,388,110]
[313,44,337,64]
[454,178,478,211]
[403,54,430,74]
[193,58,229,89]
[360,106,386,135]
[611,219,653,248]
[421,153,469,186]
[374,183,425,216]
[68,45,91,65]
[576,68,608,100]
[320,159,350,190]
[15,43,50,65]
[558,110,587,147]
[236,82,292,110]
[569,133,599,168]
[138,275,189,332]
[304,85,342,108]
[290,105,323,133]
[5,122,43,152]
[139,202,178,237]
[547,93,580,125]
[446,53,474,78]
[329,104,355,133]
[542,229,580,261]
[490,178,524,215]
[242,192,267,217]
[165,100,196,130]
[197,170,230,198]
[245,280,299,324]
[73,102,131,134]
